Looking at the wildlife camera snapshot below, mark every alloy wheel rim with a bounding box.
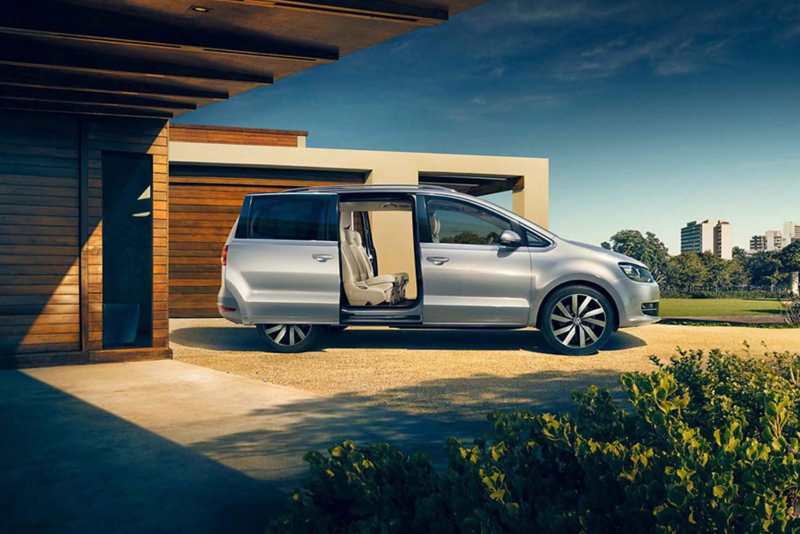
[262,324,311,346]
[549,294,607,349]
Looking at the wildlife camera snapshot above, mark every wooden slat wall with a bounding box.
[86,118,170,350]
[170,124,305,147]
[0,111,81,356]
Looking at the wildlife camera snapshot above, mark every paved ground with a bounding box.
[0,360,485,534]
[172,318,800,420]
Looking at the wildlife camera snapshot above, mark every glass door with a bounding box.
[102,152,153,349]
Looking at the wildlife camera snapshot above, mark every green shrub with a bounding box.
[270,349,800,534]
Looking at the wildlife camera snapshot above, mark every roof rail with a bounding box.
[284,184,455,193]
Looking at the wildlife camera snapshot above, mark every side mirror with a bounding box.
[499,229,522,247]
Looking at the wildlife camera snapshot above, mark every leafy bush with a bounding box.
[270,348,800,534]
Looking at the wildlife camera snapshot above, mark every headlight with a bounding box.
[619,262,654,283]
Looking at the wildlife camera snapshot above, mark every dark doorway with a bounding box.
[102,153,153,349]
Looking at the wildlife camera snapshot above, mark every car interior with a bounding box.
[338,196,420,313]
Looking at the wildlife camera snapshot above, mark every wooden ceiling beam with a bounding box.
[0,66,229,101]
[0,1,338,63]
[227,0,448,25]
[0,86,197,111]
[0,36,274,85]
[0,98,174,120]
[464,177,524,197]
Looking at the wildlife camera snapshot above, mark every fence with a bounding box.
[660,285,793,300]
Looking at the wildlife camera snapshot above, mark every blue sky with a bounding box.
[174,0,800,254]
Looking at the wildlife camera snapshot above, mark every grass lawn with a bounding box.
[660,298,782,317]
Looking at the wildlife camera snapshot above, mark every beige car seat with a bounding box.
[348,231,409,295]
[340,231,394,306]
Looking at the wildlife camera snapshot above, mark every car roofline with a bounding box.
[281,184,455,193]
[243,184,558,240]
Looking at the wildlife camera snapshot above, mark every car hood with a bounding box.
[562,239,647,267]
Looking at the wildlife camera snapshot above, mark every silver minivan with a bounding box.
[218,185,659,356]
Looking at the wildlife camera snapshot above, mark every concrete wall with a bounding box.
[170,142,549,302]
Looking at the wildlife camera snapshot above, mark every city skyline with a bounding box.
[748,220,800,253]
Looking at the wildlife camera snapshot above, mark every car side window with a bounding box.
[248,195,335,241]
[424,197,511,245]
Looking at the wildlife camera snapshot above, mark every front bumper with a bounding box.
[616,281,661,328]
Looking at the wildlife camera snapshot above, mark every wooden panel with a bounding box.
[0,113,173,365]
[0,110,81,358]
[170,124,305,147]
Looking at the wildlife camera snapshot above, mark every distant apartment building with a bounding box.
[681,219,732,259]
[784,221,800,245]
[750,234,768,253]
[766,230,784,252]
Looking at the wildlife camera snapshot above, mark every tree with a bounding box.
[666,252,708,291]
[726,258,750,287]
[732,246,748,261]
[699,251,731,289]
[781,240,800,296]
[748,252,787,290]
[603,230,670,284]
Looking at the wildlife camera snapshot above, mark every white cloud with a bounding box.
[457,0,799,80]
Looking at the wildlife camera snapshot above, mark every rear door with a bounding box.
[225,193,340,324]
[419,195,532,326]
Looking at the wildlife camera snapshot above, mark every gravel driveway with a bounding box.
[171,319,799,421]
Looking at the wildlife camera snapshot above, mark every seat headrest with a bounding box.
[430,215,440,235]
[343,229,356,245]
[351,232,363,247]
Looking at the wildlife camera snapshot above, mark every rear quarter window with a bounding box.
[247,195,336,241]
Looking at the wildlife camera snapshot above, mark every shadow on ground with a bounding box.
[0,371,282,534]
[170,325,647,354]
[0,361,631,533]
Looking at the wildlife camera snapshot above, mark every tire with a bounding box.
[540,285,615,356]
[256,324,322,353]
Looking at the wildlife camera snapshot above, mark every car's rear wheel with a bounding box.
[256,324,322,353]
[540,285,615,356]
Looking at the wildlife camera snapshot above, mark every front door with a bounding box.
[225,193,340,324]
[419,195,532,326]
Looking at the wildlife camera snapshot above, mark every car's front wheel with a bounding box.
[540,285,615,356]
[256,324,322,353]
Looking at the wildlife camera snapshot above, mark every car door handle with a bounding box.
[427,256,450,265]
[312,253,334,262]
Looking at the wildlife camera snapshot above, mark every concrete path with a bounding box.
[0,360,486,534]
